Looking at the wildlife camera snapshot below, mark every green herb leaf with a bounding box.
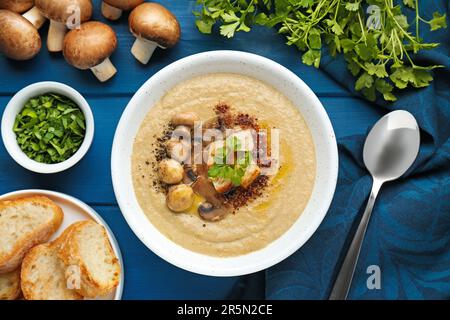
[207,136,253,187]
[220,22,240,38]
[365,62,388,78]
[345,2,360,12]
[429,12,447,31]
[308,28,322,49]
[355,72,374,91]
[302,49,321,68]
[403,0,415,9]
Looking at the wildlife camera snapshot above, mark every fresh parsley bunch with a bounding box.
[194,0,447,101]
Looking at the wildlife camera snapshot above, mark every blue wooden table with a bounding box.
[0,1,386,299]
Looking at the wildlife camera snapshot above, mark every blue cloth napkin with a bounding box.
[266,1,450,299]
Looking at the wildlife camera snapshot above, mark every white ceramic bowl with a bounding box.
[112,51,338,276]
[1,82,94,174]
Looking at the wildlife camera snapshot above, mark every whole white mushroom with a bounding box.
[166,184,194,213]
[158,158,184,184]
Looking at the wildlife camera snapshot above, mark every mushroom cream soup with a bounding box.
[132,73,316,257]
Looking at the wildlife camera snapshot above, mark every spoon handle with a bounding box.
[329,179,383,300]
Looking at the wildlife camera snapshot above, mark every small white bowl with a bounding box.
[112,51,339,277]
[1,82,94,174]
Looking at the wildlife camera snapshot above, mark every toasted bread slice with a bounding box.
[21,239,83,300]
[0,196,64,273]
[58,220,120,298]
[0,269,21,300]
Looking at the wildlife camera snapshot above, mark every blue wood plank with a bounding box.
[94,205,239,299]
[0,0,348,96]
[0,96,383,203]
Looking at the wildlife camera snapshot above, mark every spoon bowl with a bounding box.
[364,110,420,182]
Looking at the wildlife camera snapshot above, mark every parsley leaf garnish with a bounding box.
[207,136,253,186]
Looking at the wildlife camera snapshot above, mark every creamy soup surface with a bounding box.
[132,73,316,257]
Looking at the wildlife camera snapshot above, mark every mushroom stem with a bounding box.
[90,58,117,82]
[131,38,158,65]
[22,6,46,29]
[101,1,122,20]
[47,20,66,52]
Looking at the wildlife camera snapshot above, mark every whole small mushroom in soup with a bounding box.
[166,184,194,213]
[0,10,41,60]
[63,21,118,82]
[101,0,143,20]
[128,2,180,65]
[35,0,93,52]
[0,0,46,28]
[155,111,237,221]
[158,158,184,185]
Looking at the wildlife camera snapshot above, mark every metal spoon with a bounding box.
[329,110,420,300]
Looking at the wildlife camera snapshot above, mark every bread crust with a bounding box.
[0,196,64,273]
[0,269,21,300]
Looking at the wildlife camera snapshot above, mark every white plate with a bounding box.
[0,189,124,300]
[112,50,338,277]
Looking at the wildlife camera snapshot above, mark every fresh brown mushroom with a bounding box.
[128,3,180,64]
[0,0,46,29]
[158,158,184,184]
[22,6,46,28]
[36,0,92,52]
[63,21,118,82]
[0,10,41,60]
[166,184,194,213]
[0,0,33,13]
[101,0,143,20]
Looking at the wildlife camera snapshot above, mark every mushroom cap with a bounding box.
[129,2,180,48]
[35,0,92,23]
[103,0,144,11]
[0,0,34,13]
[0,10,41,60]
[63,21,117,70]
